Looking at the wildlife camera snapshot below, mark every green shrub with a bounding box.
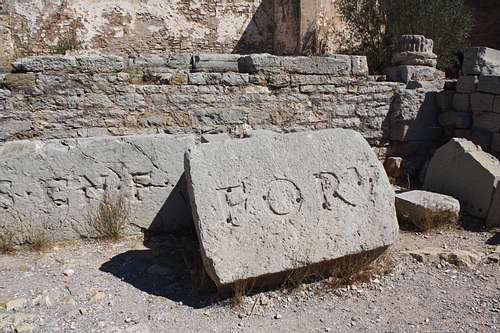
[337,0,474,74]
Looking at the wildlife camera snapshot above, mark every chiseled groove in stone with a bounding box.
[185,129,398,288]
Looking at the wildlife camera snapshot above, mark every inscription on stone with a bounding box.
[265,179,302,216]
[185,129,398,288]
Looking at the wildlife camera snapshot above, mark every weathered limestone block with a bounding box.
[221,73,249,86]
[244,54,282,74]
[492,133,500,152]
[169,73,188,85]
[423,138,500,221]
[390,89,442,141]
[470,93,495,111]
[11,56,76,72]
[0,120,32,140]
[384,156,402,179]
[195,109,248,125]
[129,54,167,67]
[192,54,242,72]
[188,73,207,85]
[351,56,369,76]
[129,54,191,69]
[185,129,398,289]
[472,112,500,133]
[456,75,478,93]
[281,55,351,75]
[436,91,455,110]
[438,111,472,129]
[75,55,124,73]
[452,93,470,112]
[462,47,500,75]
[386,65,444,90]
[477,74,500,95]
[4,73,36,87]
[395,190,460,230]
[494,96,500,113]
[0,134,195,242]
[455,129,493,150]
[392,35,437,67]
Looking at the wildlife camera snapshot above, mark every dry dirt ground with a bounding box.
[1,224,499,333]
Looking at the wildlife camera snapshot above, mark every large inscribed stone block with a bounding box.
[185,129,398,289]
[0,134,195,242]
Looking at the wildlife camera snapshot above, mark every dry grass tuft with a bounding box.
[328,248,394,288]
[0,229,16,255]
[283,265,314,291]
[182,250,216,295]
[231,278,256,308]
[87,189,129,241]
[29,232,53,252]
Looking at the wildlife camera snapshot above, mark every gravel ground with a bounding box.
[1,226,499,333]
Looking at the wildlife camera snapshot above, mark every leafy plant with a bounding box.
[337,0,474,74]
[87,189,129,241]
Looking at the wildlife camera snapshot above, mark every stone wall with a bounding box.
[0,0,345,66]
[0,53,404,156]
[437,47,500,159]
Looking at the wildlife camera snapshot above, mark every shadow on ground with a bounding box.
[486,232,500,245]
[99,228,221,309]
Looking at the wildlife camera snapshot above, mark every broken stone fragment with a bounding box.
[395,190,460,230]
[423,138,500,226]
[409,247,483,268]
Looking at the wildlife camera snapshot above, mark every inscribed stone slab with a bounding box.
[0,134,195,242]
[185,129,398,288]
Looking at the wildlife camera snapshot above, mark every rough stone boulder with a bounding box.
[0,134,195,242]
[423,138,500,227]
[395,190,460,230]
[185,129,398,290]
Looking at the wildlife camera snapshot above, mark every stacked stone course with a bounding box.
[0,53,404,152]
[437,47,500,158]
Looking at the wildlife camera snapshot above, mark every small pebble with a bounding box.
[63,269,74,277]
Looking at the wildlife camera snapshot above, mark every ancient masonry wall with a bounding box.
[438,75,500,158]
[0,53,404,157]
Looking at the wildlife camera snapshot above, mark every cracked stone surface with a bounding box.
[423,138,500,226]
[185,129,398,288]
[0,134,195,242]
